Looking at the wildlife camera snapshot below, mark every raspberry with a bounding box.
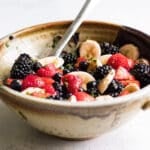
[41,77,54,85]
[43,84,56,95]
[37,63,56,77]
[22,74,45,90]
[62,74,82,94]
[108,53,130,70]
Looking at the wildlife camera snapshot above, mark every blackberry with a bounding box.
[130,63,150,87]
[104,79,124,97]
[64,92,72,99]
[32,61,42,72]
[49,82,63,100]
[63,68,70,75]
[53,82,62,92]
[94,65,112,80]
[100,42,119,55]
[87,81,99,97]
[10,53,34,79]
[63,64,78,74]
[49,94,63,100]
[62,85,72,99]
[61,52,77,66]
[10,79,22,91]
[53,73,62,83]
[79,61,89,71]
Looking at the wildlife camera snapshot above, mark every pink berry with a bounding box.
[37,63,57,77]
[22,74,45,90]
[62,74,82,94]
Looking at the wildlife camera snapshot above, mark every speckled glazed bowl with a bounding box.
[0,21,149,140]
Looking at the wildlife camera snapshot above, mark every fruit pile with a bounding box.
[4,35,150,102]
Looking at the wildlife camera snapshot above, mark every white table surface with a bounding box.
[0,0,150,149]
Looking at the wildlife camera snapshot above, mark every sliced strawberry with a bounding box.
[56,68,63,74]
[119,79,140,87]
[62,74,82,94]
[119,90,130,96]
[74,92,94,101]
[37,63,57,77]
[5,78,13,85]
[31,91,50,98]
[127,58,134,70]
[115,67,135,80]
[22,74,45,90]
[108,53,130,70]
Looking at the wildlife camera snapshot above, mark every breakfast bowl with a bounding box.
[0,21,149,140]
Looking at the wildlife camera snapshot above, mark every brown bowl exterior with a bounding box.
[0,21,149,139]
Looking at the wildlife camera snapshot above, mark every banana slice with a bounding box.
[95,95,113,101]
[121,83,140,93]
[135,58,149,65]
[98,69,115,94]
[21,87,45,95]
[38,56,64,68]
[80,40,101,59]
[119,44,139,60]
[69,71,95,90]
[68,95,77,102]
[100,54,112,65]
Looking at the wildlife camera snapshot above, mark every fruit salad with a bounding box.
[4,33,150,102]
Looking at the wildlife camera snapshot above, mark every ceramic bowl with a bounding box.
[0,21,149,140]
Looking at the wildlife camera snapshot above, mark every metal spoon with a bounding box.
[54,0,100,57]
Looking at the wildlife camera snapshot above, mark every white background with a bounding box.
[0,0,150,149]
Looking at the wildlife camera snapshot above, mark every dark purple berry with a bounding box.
[33,62,42,72]
[79,61,89,71]
[10,79,22,91]
[53,73,62,83]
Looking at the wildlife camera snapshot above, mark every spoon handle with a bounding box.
[54,0,99,57]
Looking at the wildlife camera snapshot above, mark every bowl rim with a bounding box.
[0,20,121,39]
[0,20,150,108]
